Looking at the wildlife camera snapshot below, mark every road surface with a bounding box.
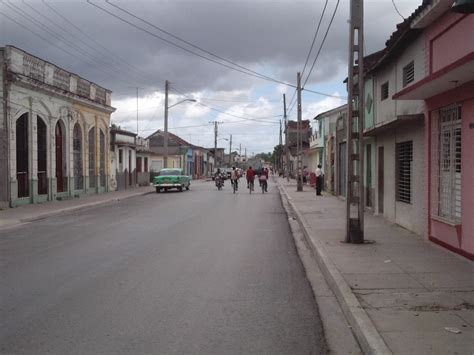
[0,180,327,353]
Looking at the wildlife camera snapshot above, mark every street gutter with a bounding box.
[277,183,392,355]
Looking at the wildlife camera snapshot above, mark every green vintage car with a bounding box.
[154,168,191,193]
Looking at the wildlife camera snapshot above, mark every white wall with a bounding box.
[375,120,425,235]
[374,35,426,125]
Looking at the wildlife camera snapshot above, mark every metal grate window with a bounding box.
[396,141,412,203]
[437,106,461,222]
[403,61,415,87]
[381,82,389,100]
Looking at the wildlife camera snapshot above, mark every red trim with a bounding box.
[429,15,468,75]
[393,52,474,99]
[429,236,474,261]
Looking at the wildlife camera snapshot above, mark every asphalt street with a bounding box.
[0,180,327,353]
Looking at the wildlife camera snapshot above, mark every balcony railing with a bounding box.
[14,48,110,106]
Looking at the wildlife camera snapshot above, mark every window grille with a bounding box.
[381,82,389,100]
[403,61,415,87]
[396,141,412,203]
[436,106,461,222]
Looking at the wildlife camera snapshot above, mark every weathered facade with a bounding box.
[394,2,474,259]
[0,46,115,207]
[110,128,137,190]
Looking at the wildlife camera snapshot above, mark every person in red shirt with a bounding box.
[246,166,255,190]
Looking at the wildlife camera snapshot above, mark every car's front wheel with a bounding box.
[178,186,183,192]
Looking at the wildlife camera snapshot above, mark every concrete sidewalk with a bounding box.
[0,186,153,230]
[278,178,474,355]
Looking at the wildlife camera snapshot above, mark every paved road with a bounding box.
[0,180,327,353]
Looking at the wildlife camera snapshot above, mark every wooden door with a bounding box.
[55,123,64,192]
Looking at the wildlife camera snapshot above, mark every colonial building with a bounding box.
[0,46,115,208]
[393,1,474,259]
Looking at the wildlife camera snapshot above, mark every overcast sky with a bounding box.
[1,0,421,154]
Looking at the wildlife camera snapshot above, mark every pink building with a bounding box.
[394,2,474,259]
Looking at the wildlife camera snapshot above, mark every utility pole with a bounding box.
[229,134,232,165]
[136,87,139,135]
[284,93,289,182]
[210,121,222,168]
[296,72,303,192]
[345,0,365,243]
[163,80,169,169]
[279,119,282,172]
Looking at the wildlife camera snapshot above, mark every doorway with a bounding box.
[55,122,64,192]
[378,146,384,214]
[338,142,347,197]
[366,144,372,207]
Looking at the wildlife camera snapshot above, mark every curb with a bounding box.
[1,189,151,230]
[277,183,392,355]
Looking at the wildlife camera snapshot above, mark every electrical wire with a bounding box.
[86,0,341,99]
[1,2,132,85]
[170,86,280,124]
[302,0,341,89]
[104,0,286,85]
[301,0,329,79]
[41,0,164,88]
[392,0,406,21]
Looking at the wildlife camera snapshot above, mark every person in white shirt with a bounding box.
[315,164,323,196]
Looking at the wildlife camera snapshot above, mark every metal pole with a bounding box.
[229,134,232,165]
[284,93,289,182]
[136,87,139,135]
[214,121,218,168]
[163,80,169,169]
[297,72,303,191]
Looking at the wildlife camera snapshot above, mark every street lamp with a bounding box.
[163,80,196,168]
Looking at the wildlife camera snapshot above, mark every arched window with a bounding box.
[88,127,96,188]
[99,129,106,187]
[73,123,83,190]
[16,113,29,198]
[55,121,66,192]
[37,117,47,195]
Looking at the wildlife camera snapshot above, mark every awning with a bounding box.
[364,114,424,136]
[393,53,474,100]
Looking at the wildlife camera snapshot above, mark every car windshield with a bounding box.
[160,170,181,176]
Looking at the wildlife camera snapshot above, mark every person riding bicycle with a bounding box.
[230,166,239,191]
[259,167,269,192]
[246,166,255,189]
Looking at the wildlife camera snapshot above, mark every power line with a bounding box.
[40,0,161,88]
[302,0,341,89]
[86,0,341,99]
[104,0,286,85]
[169,86,281,124]
[1,2,131,84]
[392,0,406,21]
[301,0,329,79]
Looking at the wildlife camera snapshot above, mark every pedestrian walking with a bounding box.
[315,164,323,196]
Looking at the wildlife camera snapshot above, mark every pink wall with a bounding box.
[426,13,473,73]
[426,82,474,259]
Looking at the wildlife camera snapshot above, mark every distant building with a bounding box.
[109,128,150,190]
[0,46,115,208]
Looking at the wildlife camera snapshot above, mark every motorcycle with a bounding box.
[215,175,224,190]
